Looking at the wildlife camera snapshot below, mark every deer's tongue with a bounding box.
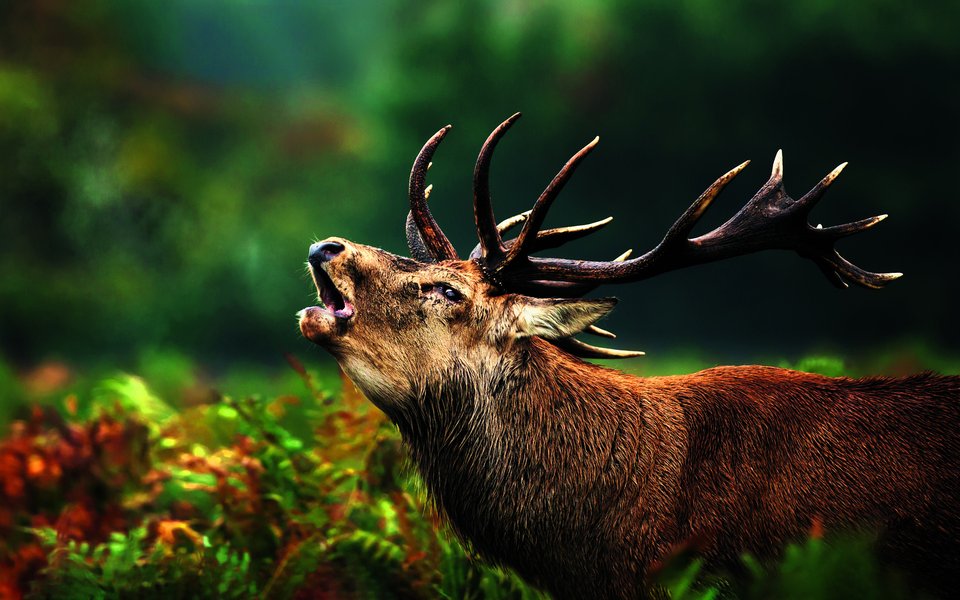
[314,267,354,320]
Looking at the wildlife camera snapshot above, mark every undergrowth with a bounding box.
[0,353,940,599]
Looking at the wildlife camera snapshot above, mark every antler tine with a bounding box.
[660,161,751,246]
[471,216,614,259]
[586,325,616,339]
[527,217,615,251]
[820,214,888,239]
[553,337,645,359]
[469,213,611,260]
[497,136,601,272]
[474,113,522,262]
[771,148,784,180]
[498,211,532,235]
[795,161,847,214]
[408,125,458,262]
[815,249,902,290]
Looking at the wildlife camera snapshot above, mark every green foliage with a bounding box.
[738,535,910,600]
[653,533,918,600]
[656,558,719,600]
[94,374,177,425]
[434,535,547,600]
[1,361,555,598]
[2,353,951,598]
[28,527,257,599]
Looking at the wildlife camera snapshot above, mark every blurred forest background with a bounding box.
[2,0,959,377]
[2,0,960,384]
[2,1,959,597]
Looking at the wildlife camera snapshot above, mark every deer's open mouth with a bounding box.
[300,264,354,344]
[311,265,355,320]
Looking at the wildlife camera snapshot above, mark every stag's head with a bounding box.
[297,235,619,409]
[299,113,899,408]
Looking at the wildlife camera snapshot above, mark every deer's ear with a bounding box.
[514,297,617,340]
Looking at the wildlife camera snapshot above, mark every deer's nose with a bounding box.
[309,240,345,266]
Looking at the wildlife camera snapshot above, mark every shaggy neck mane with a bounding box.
[386,338,656,589]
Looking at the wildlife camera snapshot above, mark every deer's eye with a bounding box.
[437,284,462,302]
[419,282,464,303]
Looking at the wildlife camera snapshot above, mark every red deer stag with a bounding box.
[298,114,959,598]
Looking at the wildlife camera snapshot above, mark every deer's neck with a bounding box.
[390,338,670,583]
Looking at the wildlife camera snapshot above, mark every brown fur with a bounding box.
[299,239,959,599]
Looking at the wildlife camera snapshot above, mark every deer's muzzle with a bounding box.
[300,247,355,344]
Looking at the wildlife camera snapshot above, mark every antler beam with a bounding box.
[405,115,900,359]
[489,148,900,292]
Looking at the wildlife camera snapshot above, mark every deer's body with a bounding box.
[385,339,959,597]
[298,115,959,597]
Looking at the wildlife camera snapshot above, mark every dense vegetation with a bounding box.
[1,351,950,598]
[1,355,541,599]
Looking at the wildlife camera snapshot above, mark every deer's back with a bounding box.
[636,367,960,591]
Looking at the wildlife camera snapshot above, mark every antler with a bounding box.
[472,112,522,264]
[406,125,458,262]
[405,115,901,359]
[406,115,618,267]
[496,150,900,291]
[468,213,614,259]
